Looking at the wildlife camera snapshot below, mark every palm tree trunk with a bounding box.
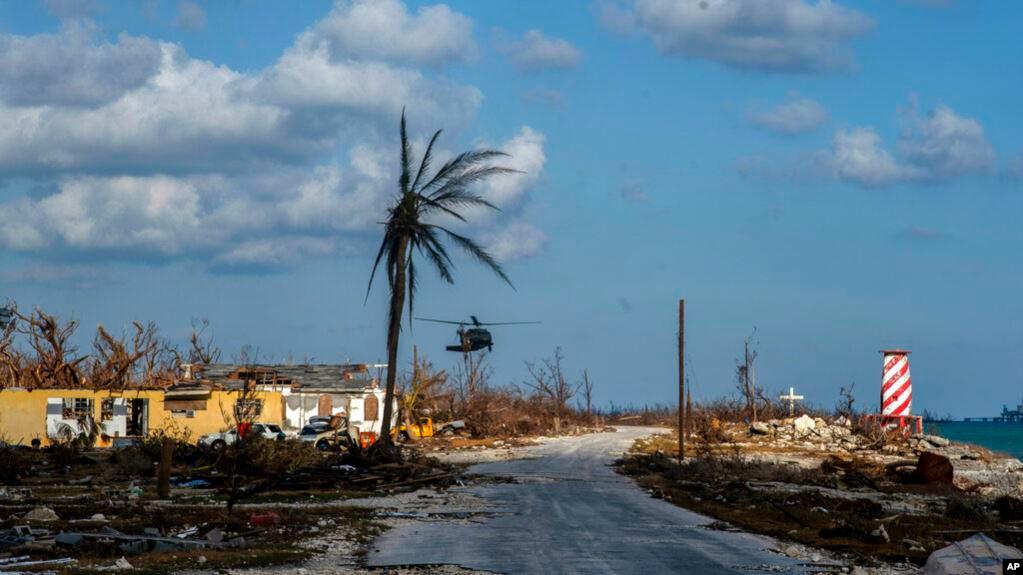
[380,237,408,445]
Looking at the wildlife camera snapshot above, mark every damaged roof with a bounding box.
[200,364,380,392]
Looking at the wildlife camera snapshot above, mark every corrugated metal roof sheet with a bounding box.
[200,364,379,392]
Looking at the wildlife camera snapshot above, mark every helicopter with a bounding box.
[415,316,540,353]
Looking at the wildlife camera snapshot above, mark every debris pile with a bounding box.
[739,415,1023,497]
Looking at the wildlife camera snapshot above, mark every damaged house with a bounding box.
[0,363,396,447]
[200,363,395,435]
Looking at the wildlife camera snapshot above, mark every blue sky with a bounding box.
[0,0,1020,417]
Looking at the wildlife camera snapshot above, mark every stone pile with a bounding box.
[743,414,1023,497]
[747,414,866,454]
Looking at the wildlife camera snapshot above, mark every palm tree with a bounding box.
[367,110,516,447]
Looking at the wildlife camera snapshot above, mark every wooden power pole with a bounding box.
[678,298,685,462]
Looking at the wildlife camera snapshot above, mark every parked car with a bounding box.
[298,416,355,451]
[198,423,285,450]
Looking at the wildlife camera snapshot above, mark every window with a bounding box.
[62,398,93,419]
[101,399,114,421]
[234,398,263,421]
[363,395,379,421]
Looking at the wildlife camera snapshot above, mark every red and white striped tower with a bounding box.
[880,349,912,417]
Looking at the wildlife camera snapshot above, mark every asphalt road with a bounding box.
[368,426,807,574]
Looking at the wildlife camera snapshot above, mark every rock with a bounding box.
[750,422,772,435]
[871,524,891,543]
[96,557,133,571]
[23,506,59,521]
[793,414,816,435]
[780,544,803,558]
[921,434,950,448]
[914,452,954,485]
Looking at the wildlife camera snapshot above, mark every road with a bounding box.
[368,426,808,574]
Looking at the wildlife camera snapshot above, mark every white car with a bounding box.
[198,423,286,450]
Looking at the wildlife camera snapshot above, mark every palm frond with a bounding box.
[427,188,500,212]
[406,249,417,321]
[419,228,455,284]
[410,129,442,195]
[399,109,412,194]
[428,166,521,201]
[365,228,394,303]
[432,224,513,287]
[420,150,510,194]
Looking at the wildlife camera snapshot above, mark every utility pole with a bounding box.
[678,299,685,462]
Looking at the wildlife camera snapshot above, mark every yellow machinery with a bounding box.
[394,417,434,440]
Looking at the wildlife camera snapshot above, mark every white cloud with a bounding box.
[0,24,162,107]
[215,237,337,270]
[300,0,477,66]
[175,1,207,31]
[0,1,548,270]
[500,29,582,71]
[0,23,481,176]
[477,127,547,209]
[485,221,548,262]
[0,175,203,254]
[824,128,920,187]
[899,105,995,179]
[821,104,995,187]
[599,0,873,74]
[750,95,828,135]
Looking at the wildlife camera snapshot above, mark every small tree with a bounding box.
[837,383,856,421]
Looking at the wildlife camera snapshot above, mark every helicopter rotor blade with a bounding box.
[414,317,467,325]
[474,321,542,326]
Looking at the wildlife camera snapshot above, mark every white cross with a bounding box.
[779,387,804,416]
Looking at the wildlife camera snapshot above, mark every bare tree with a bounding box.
[579,369,595,426]
[0,305,23,389]
[735,329,759,422]
[90,321,163,389]
[16,309,87,389]
[451,350,494,434]
[523,348,578,434]
[186,317,221,366]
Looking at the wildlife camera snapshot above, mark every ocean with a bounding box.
[925,421,1023,459]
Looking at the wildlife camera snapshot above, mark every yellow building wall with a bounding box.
[0,388,284,447]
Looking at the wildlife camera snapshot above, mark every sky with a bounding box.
[0,0,1020,418]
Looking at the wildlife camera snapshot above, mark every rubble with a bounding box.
[737,416,1023,497]
[21,508,59,522]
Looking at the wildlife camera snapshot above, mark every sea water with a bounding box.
[925,421,1023,459]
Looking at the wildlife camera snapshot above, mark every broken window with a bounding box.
[364,395,379,421]
[100,398,114,421]
[62,397,93,419]
[234,398,263,421]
